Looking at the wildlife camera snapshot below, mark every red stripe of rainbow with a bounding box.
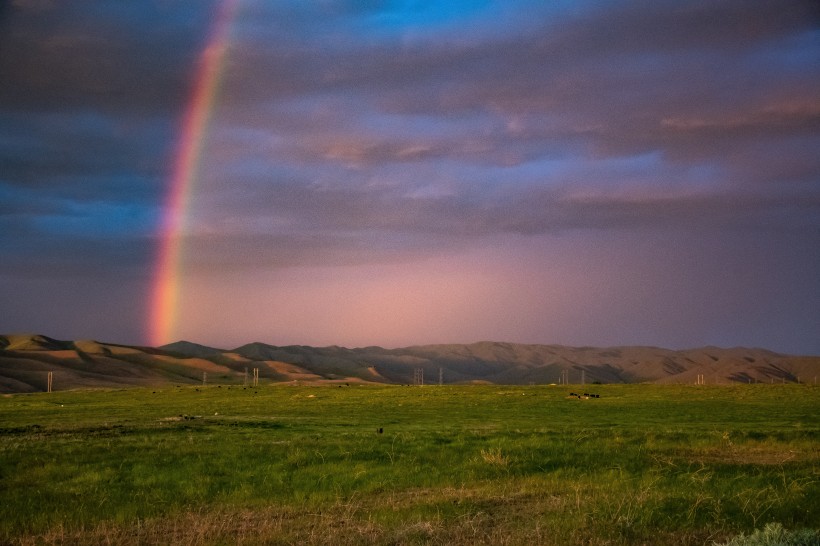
[150,0,239,346]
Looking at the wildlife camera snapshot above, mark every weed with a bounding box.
[479,447,510,467]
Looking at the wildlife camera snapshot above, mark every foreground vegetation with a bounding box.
[0,384,818,545]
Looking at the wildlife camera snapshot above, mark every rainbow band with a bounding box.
[150,0,239,346]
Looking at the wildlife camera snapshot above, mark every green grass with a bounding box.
[1,384,818,545]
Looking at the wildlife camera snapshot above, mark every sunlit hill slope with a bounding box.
[1,334,817,393]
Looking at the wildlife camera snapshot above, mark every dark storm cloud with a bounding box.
[0,1,218,280]
[0,0,209,194]
[0,111,172,195]
[229,0,817,116]
[176,165,820,271]
[213,0,820,191]
[0,1,213,114]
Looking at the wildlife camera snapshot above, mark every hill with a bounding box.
[1,334,817,393]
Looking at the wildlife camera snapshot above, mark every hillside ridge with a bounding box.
[1,334,817,393]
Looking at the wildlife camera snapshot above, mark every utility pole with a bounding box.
[559,369,569,385]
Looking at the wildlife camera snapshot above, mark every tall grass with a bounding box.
[1,384,818,544]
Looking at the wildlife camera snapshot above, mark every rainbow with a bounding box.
[150,0,239,346]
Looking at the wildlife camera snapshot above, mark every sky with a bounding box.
[1,0,819,354]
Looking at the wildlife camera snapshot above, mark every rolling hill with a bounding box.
[1,334,817,393]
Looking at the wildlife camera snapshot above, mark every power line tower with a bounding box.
[559,369,569,385]
[414,368,424,386]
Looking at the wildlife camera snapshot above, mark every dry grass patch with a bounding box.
[8,502,559,546]
[680,443,819,466]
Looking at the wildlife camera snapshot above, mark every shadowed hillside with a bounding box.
[1,334,817,393]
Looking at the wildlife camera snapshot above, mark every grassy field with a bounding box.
[0,384,818,545]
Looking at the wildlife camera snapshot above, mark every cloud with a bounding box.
[208,0,820,176]
[171,164,820,272]
[0,1,212,115]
